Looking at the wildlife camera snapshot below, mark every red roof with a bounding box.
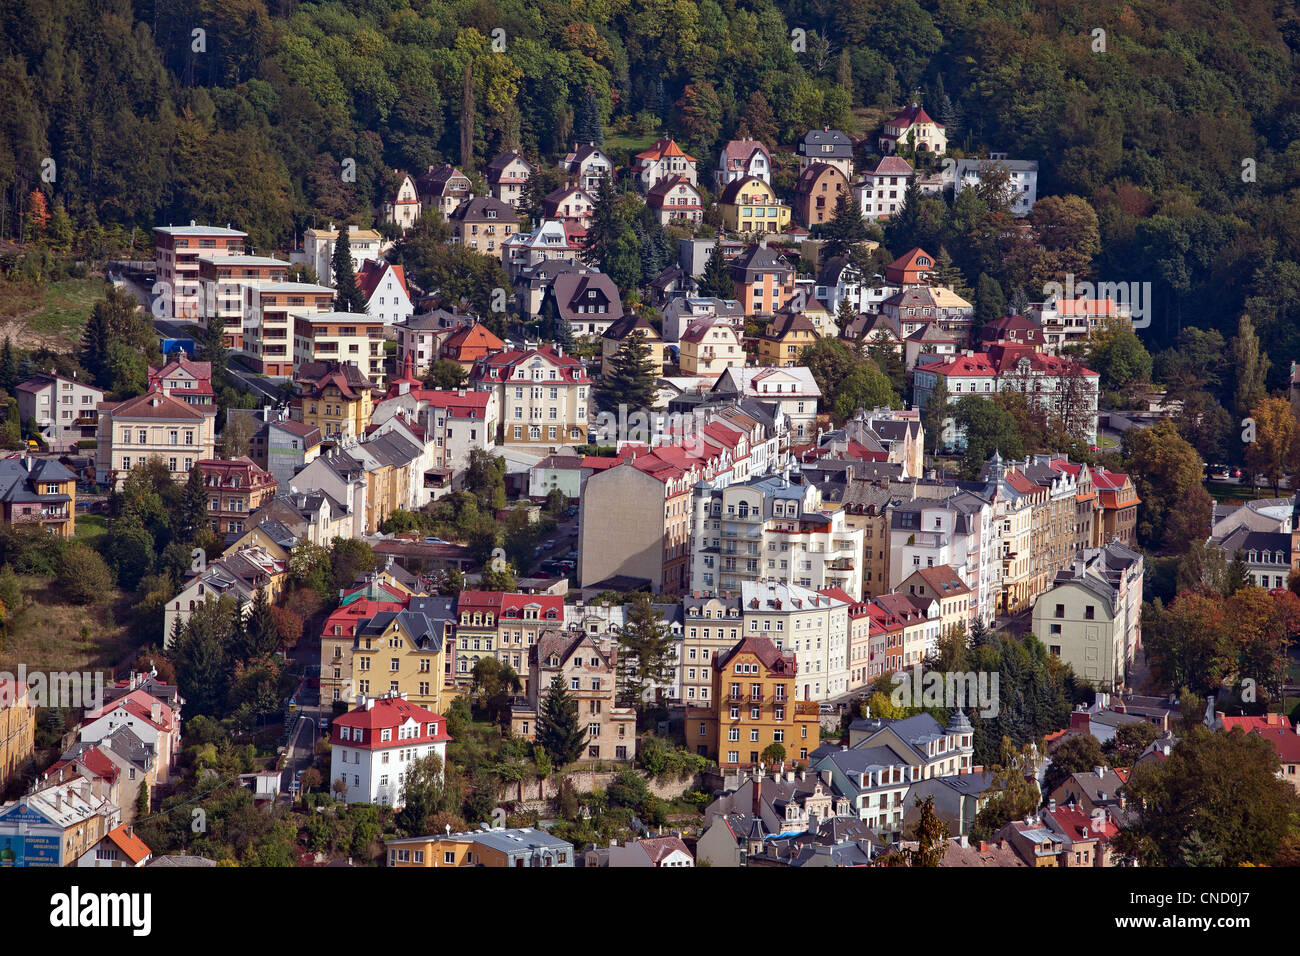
[1047,805,1117,844]
[332,696,450,749]
[356,259,409,302]
[47,746,121,785]
[635,138,697,163]
[886,105,941,130]
[86,690,175,733]
[581,456,619,471]
[1253,726,1300,763]
[103,824,152,864]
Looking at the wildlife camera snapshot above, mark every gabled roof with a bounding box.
[99,389,207,421]
[716,636,798,674]
[798,128,853,157]
[451,196,518,222]
[356,259,408,302]
[885,105,942,129]
[718,175,776,205]
[635,138,697,163]
[103,824,153,864]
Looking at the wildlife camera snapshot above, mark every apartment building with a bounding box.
[470,345,590,448]
[690,473,863,599]
[794,163,850,229]
[715,139,772,191]
[146,357,215,412]
[242,281,335,377]
[898,564,973,645]
[954,157,1039,216]
[392,308,471,377]
[325,594,455,711]
[1091,466,1140,547]
[797,128,854,178]
[96,390,217,489]
[710,366,822,443]
[687,636,820,768]
[0,679,35,788]
[679,318,745,378]
[451,591,564,683]
[1032,542,1144,692]
[295,224,383,287]
[291,361,379,445]
[16,374,104,451]
[739,580,851,701]
[680,593,745,706]
[162,545,288,645]
[196,254,289,348]
[154,222,247,320]
[0,779,119,866]
[293,312,386,387]
[504,219,583,278]
[386,826,573,867]
[509,630,637,763]
[330,694,450,807]
[854,156,915,221]
[450,197,519,261]
[198,457,278,538]
[729,242,796,317]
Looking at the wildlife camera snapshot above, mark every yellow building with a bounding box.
[291,361,379,445]
[0,679,36,787]
[601,315,664,375]
[0,456,77,538]
[386,827,575,867]
[718,176,791,234]
[95,390,218,490]
[685,636,820,770]
[756,310,819,367]
[679,318,744,378]
[322,589,454,711]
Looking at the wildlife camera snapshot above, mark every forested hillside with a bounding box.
[2,0,1300,372]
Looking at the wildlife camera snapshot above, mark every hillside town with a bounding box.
[0,4,1298,899]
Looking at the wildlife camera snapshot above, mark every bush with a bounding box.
[57,542,112,604]
[75,439,98,450]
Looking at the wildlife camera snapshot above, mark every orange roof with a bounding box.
[635,138,697,163]
[104,824,152,864]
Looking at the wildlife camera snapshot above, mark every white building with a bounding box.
[739,580,852,701]
[954,157,1039,216]
[888,491,998,626]
[293,224,384,288]
[854,156,915,221]
[330,694,450,808]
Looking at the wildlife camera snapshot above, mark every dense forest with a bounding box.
[3,0,1300,378]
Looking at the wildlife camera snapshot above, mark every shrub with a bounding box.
[57,542,112,604]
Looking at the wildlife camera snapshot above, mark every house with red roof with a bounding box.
[75,822,153,867]
[635,138,698,191]
[470,345,590,447]
[606,835,694,867]
[147,357,215,410]
[198,456,278,538]
[647,175,704,226]
[356,259,412,327]
[715,139,772,191]
[1041,801,1121,866]
[80,690,180,784]
[541,184,596,228]
[440,322,505,369]
[330,693,451,807]
[884,247,936,287]
[879,104,947,155]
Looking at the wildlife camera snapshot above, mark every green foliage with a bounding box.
[537,675,587,767]
[57,542,112,604]
[800,337,899,425]
[593,329,658,414]
[1041,734,1107,802]
[616,595,677,709]
[953,394,1023,479]
[637,735,712,780]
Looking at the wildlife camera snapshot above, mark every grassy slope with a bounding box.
[0,574,136,675]
[0,277,109,350]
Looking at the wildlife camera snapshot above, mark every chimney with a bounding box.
[1048,798,1056,813]
[752,773,762,815]
[1095,766,1106,779]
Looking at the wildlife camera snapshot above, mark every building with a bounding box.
[716,140,772,190]
[687,636,820,768]
[1032,543,1144,692]
[881,286,975,341]
[898,564,973,637]
[265,419,323,487]
[356,259,412,327]
[541,185,596,228]
[794,163,850,229]
[647,175,704,226]
[977,313,1047,350]
[634,138,698,191]
[954,157,1039,216]
[0,679,35,789]
[295,224,383,287]
[292,312,387,387]
[0,456,77,537]
[449,197,520,260]
[95,390,217,489]
[797,128,854,178]
[415,164,474,219]
[15,374,105,452]
[679,318,745,378]
[503,219,584,278]
[195,254,289,348]
[601,315,664,374]
[452,590,564,681]
[153,222,247,320]
[79,690,180,784]
[662,295,745,344]
[691,474,863,600]
[163,545,287,646]
[563,144,615,194]
[146,356,215,412]
[719,176,791,235]
[878,105,947,155]
[729,243,796,317]
[198,457,278,538]
[854,156,915,221]
[913,347,1100,448]
[470,345,590,447]
[386,826,573,867]
[680,593,745,705]
[291,360,380,445]
[1091,467,1140,547]
[756,310,819,367]
[508,630,637,762]
[710,366,822,443]
[741,581,852,700]
[1032,298,1133,354]
[242,281,335,377]
[74,823,153,868]
[605,835,694,867]
[485,151,533,208]
[330,693,450,807]
[382,172,421,230]
[0,780,119,867]
[552,272,624,339]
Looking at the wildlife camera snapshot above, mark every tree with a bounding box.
[218,414,255,460]
[0,338,17,392]
[921,376,951,454]
[536,675,587,767]
[1104,721,1161,767]
[971,738,1041,841]
[697,241,735,299]
[179,465,209,543]
[478,560,517,592]
[582,176,640,291]
[1087,321,1153,392]
[573,88,603,146]
[1244,395,1296,496]
[1124,421,1212,553]
[331,227,366,313]
[973,273,1005,334]
[760,743,786,765]
[1231,314,1269,419]
[330,538,376,591]
[245,587,279,659]
[1041,734,1107,801]
[883,795,949,866]
[1143,591,1233,695]
[927,246,970,298]
[593,329,658,414]
[953,394,1024,479]
[57,544,113,604]
[470,656,521,723]
[820,193,869,260]
[423,359,469,390]
[616,595,676,708]
[1224,550,1251,596]
[397,752,461,835]
[1114,727,1300,867]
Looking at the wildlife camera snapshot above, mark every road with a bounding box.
[280,714,318,796]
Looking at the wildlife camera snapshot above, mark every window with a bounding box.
[1085,606,1095,620]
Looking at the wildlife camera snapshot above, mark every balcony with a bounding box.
[749,692,764,703]
[794,701,819,716]
[728,690,744,702]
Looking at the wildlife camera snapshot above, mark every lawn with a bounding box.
[0,574,139,675]
[73,513,108,543]
[0,276,110,350]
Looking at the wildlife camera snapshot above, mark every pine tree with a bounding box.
[179,465,209,542]
[539,289,576,351]
[929,247,971,298]
[594,329,658,413]
[537,675,587,766]
[332,227,365,312]
[574,88,603,146]
[821,193,869,260]
[885,179,923,250]
[199,315,230,391]
[1225,549,1251,596]
[698,242,735,299]
[615,594,676,708]
[247,587,279,657]
[80,301,112,388]
[135,782,150,820]
[921,375,950,454]
[0,337,17,392]
[974,273,1005,334]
